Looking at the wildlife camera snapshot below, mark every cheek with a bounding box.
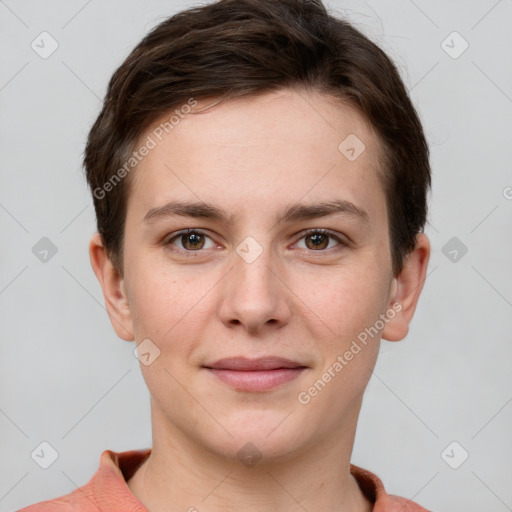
[127,265,219,367]
[303,269,385,407]
[127,268,194,340]
[296,261,388,344]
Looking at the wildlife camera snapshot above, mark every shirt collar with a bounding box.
[90,448,419,511]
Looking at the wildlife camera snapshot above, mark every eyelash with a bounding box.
[164,228,348,257]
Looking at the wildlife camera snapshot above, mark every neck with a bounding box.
[127,401,373,512]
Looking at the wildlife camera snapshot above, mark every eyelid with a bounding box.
[165,228,217,250]
[294,228,349,249]
[164,227,349,256]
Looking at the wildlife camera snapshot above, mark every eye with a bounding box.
[166,229,216,252]
[164,227,348,257]
[295,229,346,251]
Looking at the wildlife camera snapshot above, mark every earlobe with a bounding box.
[382,233,430,342]
[88,232,135,342]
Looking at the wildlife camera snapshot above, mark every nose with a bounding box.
[217,241,292,335]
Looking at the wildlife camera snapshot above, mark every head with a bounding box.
[87,0,430,464]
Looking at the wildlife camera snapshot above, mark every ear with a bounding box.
[88,232,135,341]
[381,233,430,342]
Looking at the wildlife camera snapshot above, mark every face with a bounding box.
[94,87,424,465]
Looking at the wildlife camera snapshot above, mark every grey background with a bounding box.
[1,0,511,510]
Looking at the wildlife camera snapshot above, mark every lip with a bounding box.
[203,357,308,392]
[203,356,306,371]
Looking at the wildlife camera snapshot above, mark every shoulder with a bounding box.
[350,464,432,512]
[16,448,150,512]
[16,450,109,512]
[382,493,432,511]
[16,487,94,512]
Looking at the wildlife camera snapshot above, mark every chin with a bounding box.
[204,409,311,463]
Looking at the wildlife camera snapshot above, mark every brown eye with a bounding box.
[305,232,329,250]
[295,229,346,252]
[166,229,215,252]
[181,231,205,250]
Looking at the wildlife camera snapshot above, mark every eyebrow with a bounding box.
[142,198,369,226]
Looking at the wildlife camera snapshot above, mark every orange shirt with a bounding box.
[17,448,431,511]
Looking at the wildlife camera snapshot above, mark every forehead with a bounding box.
[127,88,386,227]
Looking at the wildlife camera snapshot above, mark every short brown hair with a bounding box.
[84,0,431,277]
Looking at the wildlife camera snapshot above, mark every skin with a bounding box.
[90,87,430,512]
